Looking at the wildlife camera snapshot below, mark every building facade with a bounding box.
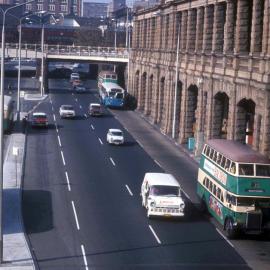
[24,0,81,17]
[83,2,108,18]
[129,0,270,157]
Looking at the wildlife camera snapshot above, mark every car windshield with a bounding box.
[92,105,100,110]
[62,105,74,110]
[111,131,122,136]
[33,115,47,120]
[149,185,180,196]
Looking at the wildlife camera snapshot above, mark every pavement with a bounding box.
[1,115,35,269]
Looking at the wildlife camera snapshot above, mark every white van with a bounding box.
[141,173,185,218]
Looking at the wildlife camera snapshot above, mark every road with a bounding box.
[22,80,251,269]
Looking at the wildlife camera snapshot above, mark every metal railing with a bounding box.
[5,43,129,60]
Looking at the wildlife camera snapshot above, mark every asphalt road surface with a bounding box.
[22,81,251,269]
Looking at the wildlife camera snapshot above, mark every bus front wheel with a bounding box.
[225,218,237,239]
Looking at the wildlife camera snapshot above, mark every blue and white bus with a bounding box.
[99,82,125,108]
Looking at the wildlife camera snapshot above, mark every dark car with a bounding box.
[89,103,103,116]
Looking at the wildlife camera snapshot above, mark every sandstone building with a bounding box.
[128,0,270,157]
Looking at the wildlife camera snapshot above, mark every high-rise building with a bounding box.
[112,0,125,11]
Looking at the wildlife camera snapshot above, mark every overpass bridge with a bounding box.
[5,43,129,63]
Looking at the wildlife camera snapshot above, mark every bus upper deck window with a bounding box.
[239,164,254,176]
[205,146,210,156]
[209,149,214,159]
[256,164,270,177]
[230,162,236,174]
[221,156,226,168]
[225,159,231,171]
[213,151,218,162]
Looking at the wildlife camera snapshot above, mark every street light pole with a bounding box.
[40,22,44,96]
[125,7,129,48]
[0,1,34,262]
[172,21,181,139]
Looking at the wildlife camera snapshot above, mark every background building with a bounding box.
[23,0,81,17]
[83,1,108,18]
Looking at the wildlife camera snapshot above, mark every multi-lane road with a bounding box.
[22,80,253,269]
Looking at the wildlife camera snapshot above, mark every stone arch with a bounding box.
[157,76,165,125]
[134,70,140,98]
[145,74,154,116]
[185,84,198,140]
[235,99,256,145]
[139,72,147,110]
[212,92,229,139]
[172,80,183,138]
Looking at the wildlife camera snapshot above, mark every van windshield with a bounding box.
[150,185,180,196]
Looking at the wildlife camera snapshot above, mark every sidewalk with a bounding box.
[1,118,35,269]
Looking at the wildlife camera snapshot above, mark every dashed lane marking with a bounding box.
[91,124,95,130]
[81,245,89,270]
[57,135,62,147]
[61,150,66,166]
[65,171,71,191]
[110,157,116,166]
[71,201,80,230]
[125,185,133,196]
[154,160,162,168]
[149,225,161,244]
[98,138,103,145]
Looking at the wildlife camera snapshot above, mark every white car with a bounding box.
[141,173,185,218]
[59,105,76,118]
[106,129,124,145]
[70,72,80,81]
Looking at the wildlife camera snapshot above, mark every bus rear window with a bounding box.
[256,164,270,177]
[239,164,254,176]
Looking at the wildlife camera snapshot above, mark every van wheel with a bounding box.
[225,218,237,239]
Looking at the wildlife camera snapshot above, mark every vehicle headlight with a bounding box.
[180,203,185,210]
[150,201,156,208]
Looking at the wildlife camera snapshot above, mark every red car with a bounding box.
[31,112,48,128]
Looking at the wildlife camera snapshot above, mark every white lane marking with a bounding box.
[75,98,78,102]
[84,114,87,118]
[216,228,234,248]
[71,201,80,230]
[91,124,95,130]
[98,138,103,145]
[72,93,74,96]
[81,245,89,270]
[110,157,116,166]
[52,106,54,111]
[125,127,129,132]
[55,123,58,133]
[53,114,56,122]
[149,225,161,244]
[181,189,190,200]
[137,140,143,148]
[154,160,162,168]
[61,150,66,166]
[65,171,71,191]
[79,105,82,109]
[57,135,62,147]
[50,99,52,104]
[125,185,133,196]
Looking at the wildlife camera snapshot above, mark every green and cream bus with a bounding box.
[197,139,270,239]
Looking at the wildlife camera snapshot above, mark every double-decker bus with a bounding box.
[99,82,125,108]
[197,139,270,239]
[98,70,118,89]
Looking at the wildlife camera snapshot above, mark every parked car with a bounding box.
[70,72,80,81]
[89,103,103,116]
[141,173,185,218]
[31,112,48,128]
[74,84,86,93]
[59,105,76,118]
[106,129,124,145]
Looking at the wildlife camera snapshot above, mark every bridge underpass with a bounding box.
[4,43,129,92]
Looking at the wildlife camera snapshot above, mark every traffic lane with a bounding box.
[23,102,83,269]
